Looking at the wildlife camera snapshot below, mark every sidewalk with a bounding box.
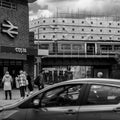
[0,88,38,107]
[0,85,50,107]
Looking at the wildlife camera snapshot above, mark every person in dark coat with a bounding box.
[26,73,33,94]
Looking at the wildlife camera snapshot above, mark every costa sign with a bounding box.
[1,20,18,38]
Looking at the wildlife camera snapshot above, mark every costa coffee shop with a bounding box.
[0,0,36,87]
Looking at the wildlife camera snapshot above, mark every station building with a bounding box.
[29,15,120,82]
[0,0,37,87]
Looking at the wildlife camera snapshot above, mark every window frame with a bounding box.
[84,84,120,106]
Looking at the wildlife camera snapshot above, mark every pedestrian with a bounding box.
[26,73,33,95]
[2,71,13,100]
[34,70,44,90]
[17,70,27,99]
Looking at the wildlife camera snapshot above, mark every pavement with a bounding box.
[0,85,50,107]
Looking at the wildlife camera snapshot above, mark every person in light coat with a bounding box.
[2,71,13,100]
[17,70,27,98]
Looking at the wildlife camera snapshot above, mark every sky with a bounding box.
[29,0,120,21]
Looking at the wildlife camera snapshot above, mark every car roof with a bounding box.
[58,78,120,86]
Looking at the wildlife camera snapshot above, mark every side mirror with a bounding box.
[33,99,40,107]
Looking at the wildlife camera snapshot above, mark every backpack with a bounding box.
[34,76,40,85]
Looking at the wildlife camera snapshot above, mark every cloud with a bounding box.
[29,0,120,20]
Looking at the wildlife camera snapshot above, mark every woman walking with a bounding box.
[2,71,13,100]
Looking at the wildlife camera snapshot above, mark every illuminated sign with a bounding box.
[1,20,18,38]
[15,47,27,54]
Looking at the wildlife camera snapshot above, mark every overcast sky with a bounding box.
[29,0,120,20]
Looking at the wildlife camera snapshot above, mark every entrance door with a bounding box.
[86,43,95,55]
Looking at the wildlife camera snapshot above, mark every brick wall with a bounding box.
[0,1,29,48]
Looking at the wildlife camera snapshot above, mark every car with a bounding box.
[1,78,120,120]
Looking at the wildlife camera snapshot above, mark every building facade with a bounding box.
[0,0,36,87]
[29,16,120,82]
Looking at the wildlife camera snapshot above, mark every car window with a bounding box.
[87,85,120,105]
[41,84,82,107]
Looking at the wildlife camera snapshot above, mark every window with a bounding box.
[72,28,75,31]
[109,30,111,32]
[43,35,46,38]
[72,20,75,23]
[100,29,102,32]
[61,44,71,50]
[72,36,75,38]
[41,84,82,107]
[100,22,102,25]
[100,45,112,50]
[0,0,17,9]
[82,21,84,24]
[62,20,65,23]
[53,20,55,23]
[43,28,46,30]
[91,22,93,24]
[82,36,84,39]
[91,36,93,39]
[43,20,46,23]
[62,28,65,30]
[53,35,55,38]
[114,45,120,51]
[82,29,84,31]
[87,85,120,105]
[91,29,93,32]
[72,44,82,50]
[100,37,102,39]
